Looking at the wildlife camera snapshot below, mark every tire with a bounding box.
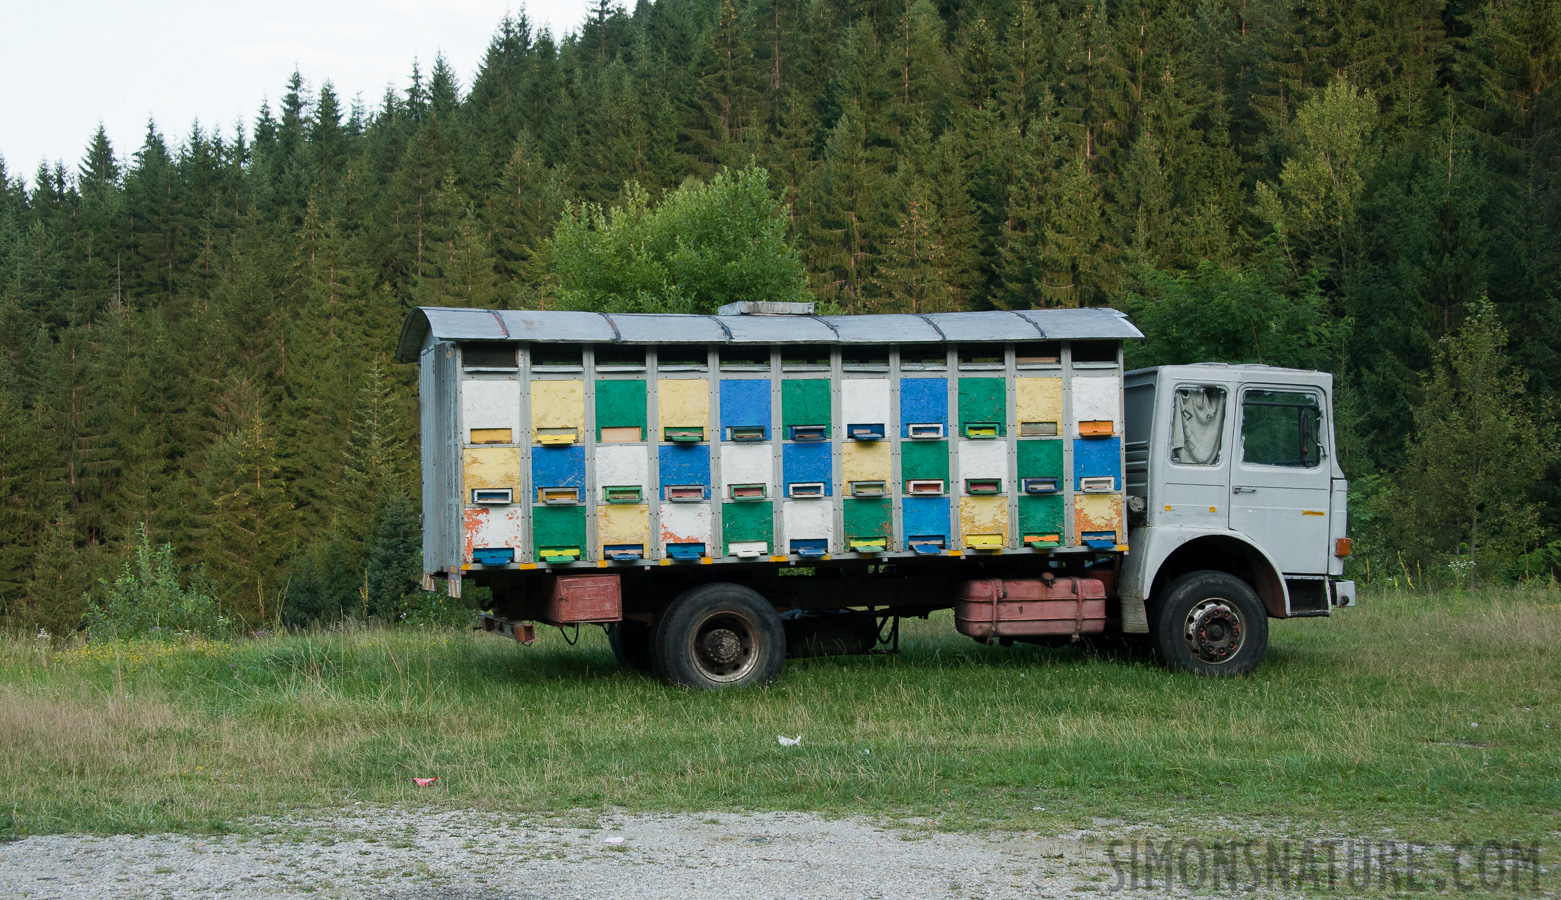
[1151,570,1269,676]
[651,583,786,689]
[606,620,654,671]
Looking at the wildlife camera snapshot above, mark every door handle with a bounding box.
[1233,486,1257,494]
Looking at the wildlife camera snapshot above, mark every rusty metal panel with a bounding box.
[545,574,623,623]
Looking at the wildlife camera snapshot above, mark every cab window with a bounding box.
[1240,390,1323,468]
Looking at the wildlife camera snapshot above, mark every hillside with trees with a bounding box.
[1,0,1557,633]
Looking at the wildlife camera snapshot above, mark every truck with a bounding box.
[396,301,1354,689]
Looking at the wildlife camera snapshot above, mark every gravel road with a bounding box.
[0,809,1116,899]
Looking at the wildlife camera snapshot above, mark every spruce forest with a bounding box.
[1,0,1558,633]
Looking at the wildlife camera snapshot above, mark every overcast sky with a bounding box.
[1,1,587,187]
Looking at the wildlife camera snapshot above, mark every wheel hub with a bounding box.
[703,628,743,665]
[1185,600,1245,664]
[690,612,759,681]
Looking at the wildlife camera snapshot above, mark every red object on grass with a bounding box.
[413,777,438,787]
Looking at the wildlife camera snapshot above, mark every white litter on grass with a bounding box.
[778,735,802,746]
[604,837,625,845]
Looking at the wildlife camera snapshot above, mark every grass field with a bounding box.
[2,586,1557,850]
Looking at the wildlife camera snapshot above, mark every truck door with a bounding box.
[1229,386,1331,574]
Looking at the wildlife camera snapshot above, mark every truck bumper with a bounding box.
[1331,580,1357,608]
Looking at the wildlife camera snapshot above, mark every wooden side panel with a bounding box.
[1074,494,1124,544]
[596,445,650,493]
[1017,495,1066,536]
[463,505,525,559]
[782,379,831,428]
[658,502,713,549]
[899,377,948,432]
[958,377,1006,435]
[1016,439,1064,479]
[595,379,647,440]
[780,499,832,547]
[843,498,893,541]
[461,378,521,442]
[597,503,649,547]
[842,440,891,483]
[841,378,890,427]
[531,380,585,433]
[1072,375,1122,436]
[658,378,710,429]
[1015,377,1063,425]
[959,496,1010,544]
[722,500,774,552]
[463,447,523,491]
[721,443,774,495]
[900,439,949,484]
[533,505,587,553]
[957,439,1008,485]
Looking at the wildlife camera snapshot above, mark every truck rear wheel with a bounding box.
[652,583,785,689]
[606,620,654,672]
[1152,570,1268,676]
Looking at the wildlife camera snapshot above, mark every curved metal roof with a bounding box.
[396,306,1142,362]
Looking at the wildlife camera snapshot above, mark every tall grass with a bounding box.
[2,586,1557,844]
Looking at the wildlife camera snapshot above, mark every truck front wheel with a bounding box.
[652,583,785,689]
[1152,571,1268,676]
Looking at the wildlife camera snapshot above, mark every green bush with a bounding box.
[85,526,229,637]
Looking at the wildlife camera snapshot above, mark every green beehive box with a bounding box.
[900,439,949,484]
[1016,438,1063,478]
[1018,495,1065,538]
[722,501,774,554]
[958,378,1006,436]
[533,505,587,557]
[843,497,892,541]
[782,379,831,434]
[595,379,647,440]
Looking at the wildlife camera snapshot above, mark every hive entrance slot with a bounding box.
[603,485,642,504]
[965,478,1002,496]
[1022,477,1060,495]
[664,485,708,502]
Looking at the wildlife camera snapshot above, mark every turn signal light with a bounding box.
[1335,538,1352,557]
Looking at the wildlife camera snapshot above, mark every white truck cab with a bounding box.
[1119,364,1356,646]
